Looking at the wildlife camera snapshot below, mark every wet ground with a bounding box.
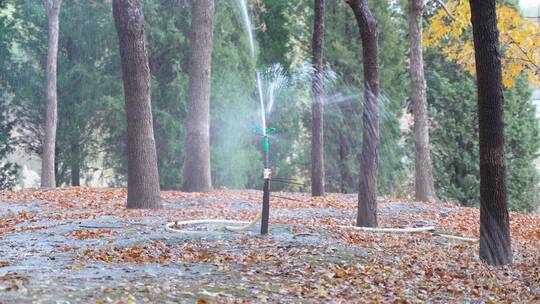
[0,194,363,303]
[0,188,538,303]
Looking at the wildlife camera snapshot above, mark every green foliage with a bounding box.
[55,1,123,185]
[320,0,408,195]
[504,77,540,212]
[0,5,21,189]
[427,49,540,212]
[144,1,190,189]
[258,0,291,66]
[210,17,261,189]
[371,0,409,195]
[1,0,538,213]
[0,100,20,190]
[426,50,479,206]
[3,0,125,186]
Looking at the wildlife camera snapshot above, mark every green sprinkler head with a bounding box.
[252,126,277,135]
[262,136,270,152]
[252,126,277,152]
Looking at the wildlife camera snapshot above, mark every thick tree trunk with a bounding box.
[113,0,161,209]
[408,0,438,203]
[41,0,61,188]
[347,0,380,228]
[311,0,325,197]
[183,0,214,192]
[469,0,512,266]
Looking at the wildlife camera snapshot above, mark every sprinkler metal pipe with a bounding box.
[261,135,271,235]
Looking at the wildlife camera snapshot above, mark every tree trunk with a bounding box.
[338,130,349,193]
[65,36,80,187]
[408,0,438,203]
[113,0,162,209]
[183,0,214,192]
[347,0,380,228]
[70,137,80,186]
[41,0,61,188]
[311,0,325,197]
[469,0,512,266]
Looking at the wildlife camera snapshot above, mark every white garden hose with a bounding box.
[165,211,262,233]
[337,225,477,242]
[337,225,436,233]
[166,218,476,242]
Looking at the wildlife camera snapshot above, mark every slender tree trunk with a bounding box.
[469,0,512,266]
[113,0,161,209]
[347,0,380,228]
[183,0,214,192]
[41,0,61,188]
[408,0,438,202]
[71,162,80,186]
[65,37,80,187]
[311,0,325,196]
[338,130,350,193]
[70,136,80,186]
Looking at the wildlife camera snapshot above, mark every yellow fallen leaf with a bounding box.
[71,264,85,270]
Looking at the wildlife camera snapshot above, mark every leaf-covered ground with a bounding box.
[0,188,539,303]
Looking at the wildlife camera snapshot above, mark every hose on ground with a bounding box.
[165,211,262,233]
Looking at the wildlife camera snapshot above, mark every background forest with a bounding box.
[0,0,539,213]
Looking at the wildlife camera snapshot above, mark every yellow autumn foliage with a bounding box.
[425,1,540,87]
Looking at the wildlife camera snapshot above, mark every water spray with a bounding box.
[164,0,479,239]
[165,0,274,235]
[164,126,276,234]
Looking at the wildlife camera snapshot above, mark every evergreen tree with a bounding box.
[0,100,19,190]
[427,50,539,212]
[4,1,124,187]
[56,1,123,186]
[0,3,21,189]
[2,0,537,216]
[504,78,540,212]
[144,0,190,190]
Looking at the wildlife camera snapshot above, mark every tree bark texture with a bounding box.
[65,36,81,187]
[469,0,512,266]
[113,0,162,209]
[41,0,61,188]
[408,0,438,202]
[70,138,80,186]
[347,0,380,228]
[183,0,215,192]
[311,0,325,197]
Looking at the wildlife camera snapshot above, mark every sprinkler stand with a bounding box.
[261,135,271,234]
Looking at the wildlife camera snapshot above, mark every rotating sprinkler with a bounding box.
[165,0,277,235]
[164,127,278,235]
[254,126,276,234]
